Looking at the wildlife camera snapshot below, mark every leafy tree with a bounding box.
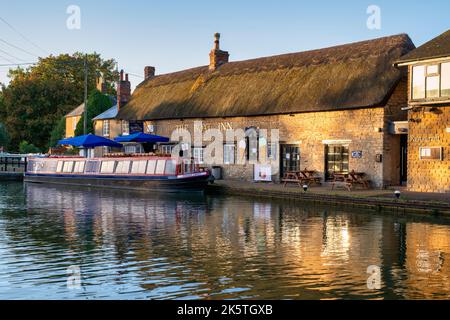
[48,116,66,148]
[75,90,113,136]
[19,141,41,154]
[0,53,118,152]
[0,122,9,151]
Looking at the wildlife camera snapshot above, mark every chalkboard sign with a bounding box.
[352,151,363,159]
[129,121,144,133]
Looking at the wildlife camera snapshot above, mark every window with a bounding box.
[325,145,349,179]
[100,161,116,173]
[146,160,157,174]
[73,161,85,173]
[412,65,426,99]
[63,161,74,173]
[85,161,100,174]
[56,161,64,173]
[131,160,147,174]
[160,144,174,156]
[426,75,440,98]
[155,160,166,175]
[165,160,177,175]
[441,63,450,97]
[103,120,110,137]
[122,121,129,136]
[223,144,235,165]
[267,143,277,161]
[115,161,130,174]
[193,147,204,164]
[412,62,450,100]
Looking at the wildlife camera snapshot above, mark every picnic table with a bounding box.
[282,169,322,187]
[330,171,370,191]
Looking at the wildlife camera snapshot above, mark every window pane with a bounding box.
[427,65,439,75]
[441,62,450,97]
[155,160,166,175]
[165,160,177,175]
[412,66,426,99]
[131,160,147,174]
[224,145,235,164]
[56,161,64,173]
[427,76,440,98]
[115,161,130,174]
[63,161,74,173]
[101,161,115,173]
[147,160,156,174]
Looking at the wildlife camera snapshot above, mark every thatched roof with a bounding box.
[396,29,450,65]
[118,34,414,121]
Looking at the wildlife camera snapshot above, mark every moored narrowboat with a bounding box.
[24,156,211,193]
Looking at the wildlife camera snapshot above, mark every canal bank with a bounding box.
[207,181,450,216]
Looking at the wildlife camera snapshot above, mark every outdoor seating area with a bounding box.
[330,170,371,191]
[281,169,322,187]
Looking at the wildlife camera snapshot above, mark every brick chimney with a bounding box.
[209,33,229,71]
[96,74,108,94]
[117,69,131,110]
[144,66,156,80]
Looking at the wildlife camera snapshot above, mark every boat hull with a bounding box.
[24,172,211,193]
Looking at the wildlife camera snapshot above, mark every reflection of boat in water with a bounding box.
[24,156,211,193]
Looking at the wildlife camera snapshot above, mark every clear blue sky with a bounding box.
[0,0,449,89]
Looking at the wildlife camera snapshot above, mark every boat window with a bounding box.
[131,160,147,174]
[155,160,166,175]
[73,161,85,173]
[44,160,58,173]
[165,160,177,175]
[56,161,64,173]
[115,161,131,174]
[146,160,157,175]
[63,161,74,173]
[100,161,116,174]
[85,161,100,174]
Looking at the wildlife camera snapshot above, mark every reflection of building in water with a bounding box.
[403,223,450,299]
[21,183,450,299]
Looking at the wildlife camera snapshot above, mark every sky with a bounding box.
[0,0,449,90]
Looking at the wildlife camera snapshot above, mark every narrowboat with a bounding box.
[24,156,212,193]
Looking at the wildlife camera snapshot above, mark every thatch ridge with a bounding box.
[119,34,415,121]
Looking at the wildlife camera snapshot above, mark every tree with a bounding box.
[19,141,41,154]
[48,116,66,148]
[0,122,9,151]
[75,90,113,136]
[0,53,118,152]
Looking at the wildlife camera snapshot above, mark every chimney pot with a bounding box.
[209,32,229,71]
[120,69,124,81]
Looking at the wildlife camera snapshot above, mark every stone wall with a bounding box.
[407,106,450,193]
[144,82,407,188]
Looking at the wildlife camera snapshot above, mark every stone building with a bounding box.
[396,30,450,193]
[116,33,415,188]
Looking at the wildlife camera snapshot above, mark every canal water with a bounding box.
[0,181,449,300]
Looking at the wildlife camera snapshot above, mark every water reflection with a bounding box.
[0,181,449,299]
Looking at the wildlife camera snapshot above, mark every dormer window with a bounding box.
[412,62,450,101]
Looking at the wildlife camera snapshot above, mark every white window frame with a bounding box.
[193,147,204,164]
[103,120,110,137]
